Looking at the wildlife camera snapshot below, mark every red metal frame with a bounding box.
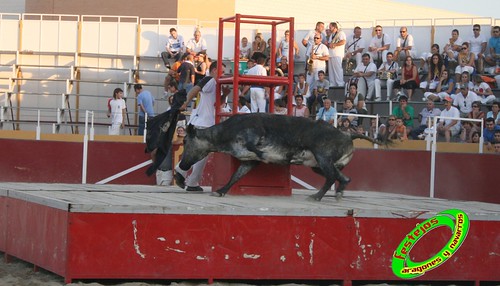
[215,14,295,122]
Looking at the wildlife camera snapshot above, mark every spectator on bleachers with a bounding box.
[302,22,326,51]
[486,101,500,125]
[454,71,474,95]
[194,53,207,84]
[485,26,500,68]
[346,83,367,119]
[472,74,496,104]
[393,56,419,100]
[294,73,310,101]
[420,53,445,92]
[264,38,274,59]
[467,101,485,130]
[453,84,480,117]
[368,117,384,140]
[389,117,408,141]
[423,69,456,102]
[163,53,185,96]
[374,52,398,101]
[459,121,478,143]
[339,118,357,134]
[278,30,299,61]
[394,27,416,63]
[410,99,441,140]
[305,33,329,86]
[352,53,377,100]
[292,95,310,118]
[419,44,440,73]
[309,70,330,112]
[316,98,336,124]
[326,21,347,87]
[368,25,392,65]
[161,28,185,67]
[277,56,289,76]
[251,33,266,59]
[274,98,287,115]
[455,42,475,83]
[240,37,251,59]
[484,118,500,150]
[467,24,487,73]
[379,115,396,140]
[392,94,414,132]
[340,97,358,127]
[437,96,461,142]
[236,97,251,114]
[494,141,500,154]
[443,29,463,62]
[177,54,196,93]
[186,29,207,56]
[344,26,366,73]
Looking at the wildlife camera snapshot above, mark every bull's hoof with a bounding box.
[210,191,225,197]
[335,191,344,201]
[174,172,186,189]
[307,194,322,202]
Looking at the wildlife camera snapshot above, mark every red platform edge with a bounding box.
[1,196,499,284]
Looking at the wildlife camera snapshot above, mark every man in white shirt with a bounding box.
[368,25,391,65]
[352,53,378,100]
[186,29,207,56]
[326,21,346,87]
[394,27,416,62]
[302,22,326,51]
[467,24,487,73]
[241,53,268,113]
[305,33,329,87]
[161,28,185,67]
[438,96,461,142]
[175,61,230,192]
[453,85,480,117]
[344,26,365,70]
[374,52,399,101]
[444,29,463,61]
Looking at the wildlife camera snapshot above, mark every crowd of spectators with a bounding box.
[159,24,500,152]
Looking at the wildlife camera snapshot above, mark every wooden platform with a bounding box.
[1,183,499,285]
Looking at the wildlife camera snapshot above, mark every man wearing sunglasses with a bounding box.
[368,25,391,66]
[467,24,487,73]
[485,26,500,67]
[305,32,329,86]
[394,27,416,62]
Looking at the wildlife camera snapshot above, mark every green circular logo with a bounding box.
[392,209,470,279]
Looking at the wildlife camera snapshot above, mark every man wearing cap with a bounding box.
[453,84,479,117]
[438,96,461,142]
[392,94,414,131]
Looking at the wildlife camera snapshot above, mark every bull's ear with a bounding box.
[186,124,196,136]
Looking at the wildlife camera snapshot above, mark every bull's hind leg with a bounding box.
[212,160,260,197]
[333,166,351,201]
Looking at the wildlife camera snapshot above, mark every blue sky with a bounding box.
[394,0,500,18]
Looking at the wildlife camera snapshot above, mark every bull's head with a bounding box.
[178,124,211,171]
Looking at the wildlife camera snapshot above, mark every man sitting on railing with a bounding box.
[186,29,207,56]
[161,28,185,68]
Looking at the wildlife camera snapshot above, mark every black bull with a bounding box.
[176,113,389,201]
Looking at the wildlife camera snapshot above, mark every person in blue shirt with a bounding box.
[485,26,500,67]
[134,84,155,135]
[315,98,336,125]
[483,117,500,151]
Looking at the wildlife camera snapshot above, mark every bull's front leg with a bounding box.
[212,160,260,197]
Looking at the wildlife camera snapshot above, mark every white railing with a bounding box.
[429,116,484,198]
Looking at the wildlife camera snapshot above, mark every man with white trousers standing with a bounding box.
[327,22,346,87]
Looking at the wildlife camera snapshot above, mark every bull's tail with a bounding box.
[350,132,392,147]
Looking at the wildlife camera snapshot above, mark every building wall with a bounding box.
[177,0,234,27]
[25,0,178,18]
